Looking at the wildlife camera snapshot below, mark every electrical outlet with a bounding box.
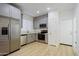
[75,42,77,44]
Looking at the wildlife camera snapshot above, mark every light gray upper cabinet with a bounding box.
[0,4,10,17]
[0,4,21,20]
[20,35,27,45]
[33,14,48,29]
[10,5,21,20]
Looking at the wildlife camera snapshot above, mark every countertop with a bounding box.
[20,32,38,36]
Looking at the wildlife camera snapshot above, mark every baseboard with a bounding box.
[4,49,20,56]
[60,43,72,47]
[21,44,27,47]
[49,44,56,47]
[35,40,48,44]
[27,41,36,44]
[21,41,35,47]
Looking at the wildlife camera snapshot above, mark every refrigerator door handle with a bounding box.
[8,24,10,40]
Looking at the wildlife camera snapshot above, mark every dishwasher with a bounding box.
[20,34,27,46]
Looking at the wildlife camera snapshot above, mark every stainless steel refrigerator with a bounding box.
[0,17,20,55]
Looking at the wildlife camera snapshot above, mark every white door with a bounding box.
[48,11,59,46]
[60,20,72,45]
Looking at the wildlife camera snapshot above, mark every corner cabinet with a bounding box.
[0,4,10,17]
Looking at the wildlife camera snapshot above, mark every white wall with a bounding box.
[59,11,74,45]
[21,14,33,34]
[48,10,74,46]
[73,16,77,55]
[60,20,73,45]
[73,4,79,55]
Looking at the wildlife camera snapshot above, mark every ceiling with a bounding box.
[14,3,77,17]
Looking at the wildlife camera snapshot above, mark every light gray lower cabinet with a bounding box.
[20,36,27,45]
[32,34,36,40]
[27,34,32,43]
[27,34,35,43]
[35,33,38,41]
[45,33,48,43]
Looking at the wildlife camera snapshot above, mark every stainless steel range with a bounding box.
[38,30,48,40]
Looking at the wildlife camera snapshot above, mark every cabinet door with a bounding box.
[45,33,48,43]
[0,4,10,17]
[27,35,31,43]
[20,36,27,45]
[10,5,21,20]
[31,34,35,42]
[27,34,34,43]
[32,34,35,41]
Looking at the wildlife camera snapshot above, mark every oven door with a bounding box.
[38,33,45,40]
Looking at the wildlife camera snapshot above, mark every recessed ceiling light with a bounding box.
[37,11,39,13]
[47,7,50,11]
